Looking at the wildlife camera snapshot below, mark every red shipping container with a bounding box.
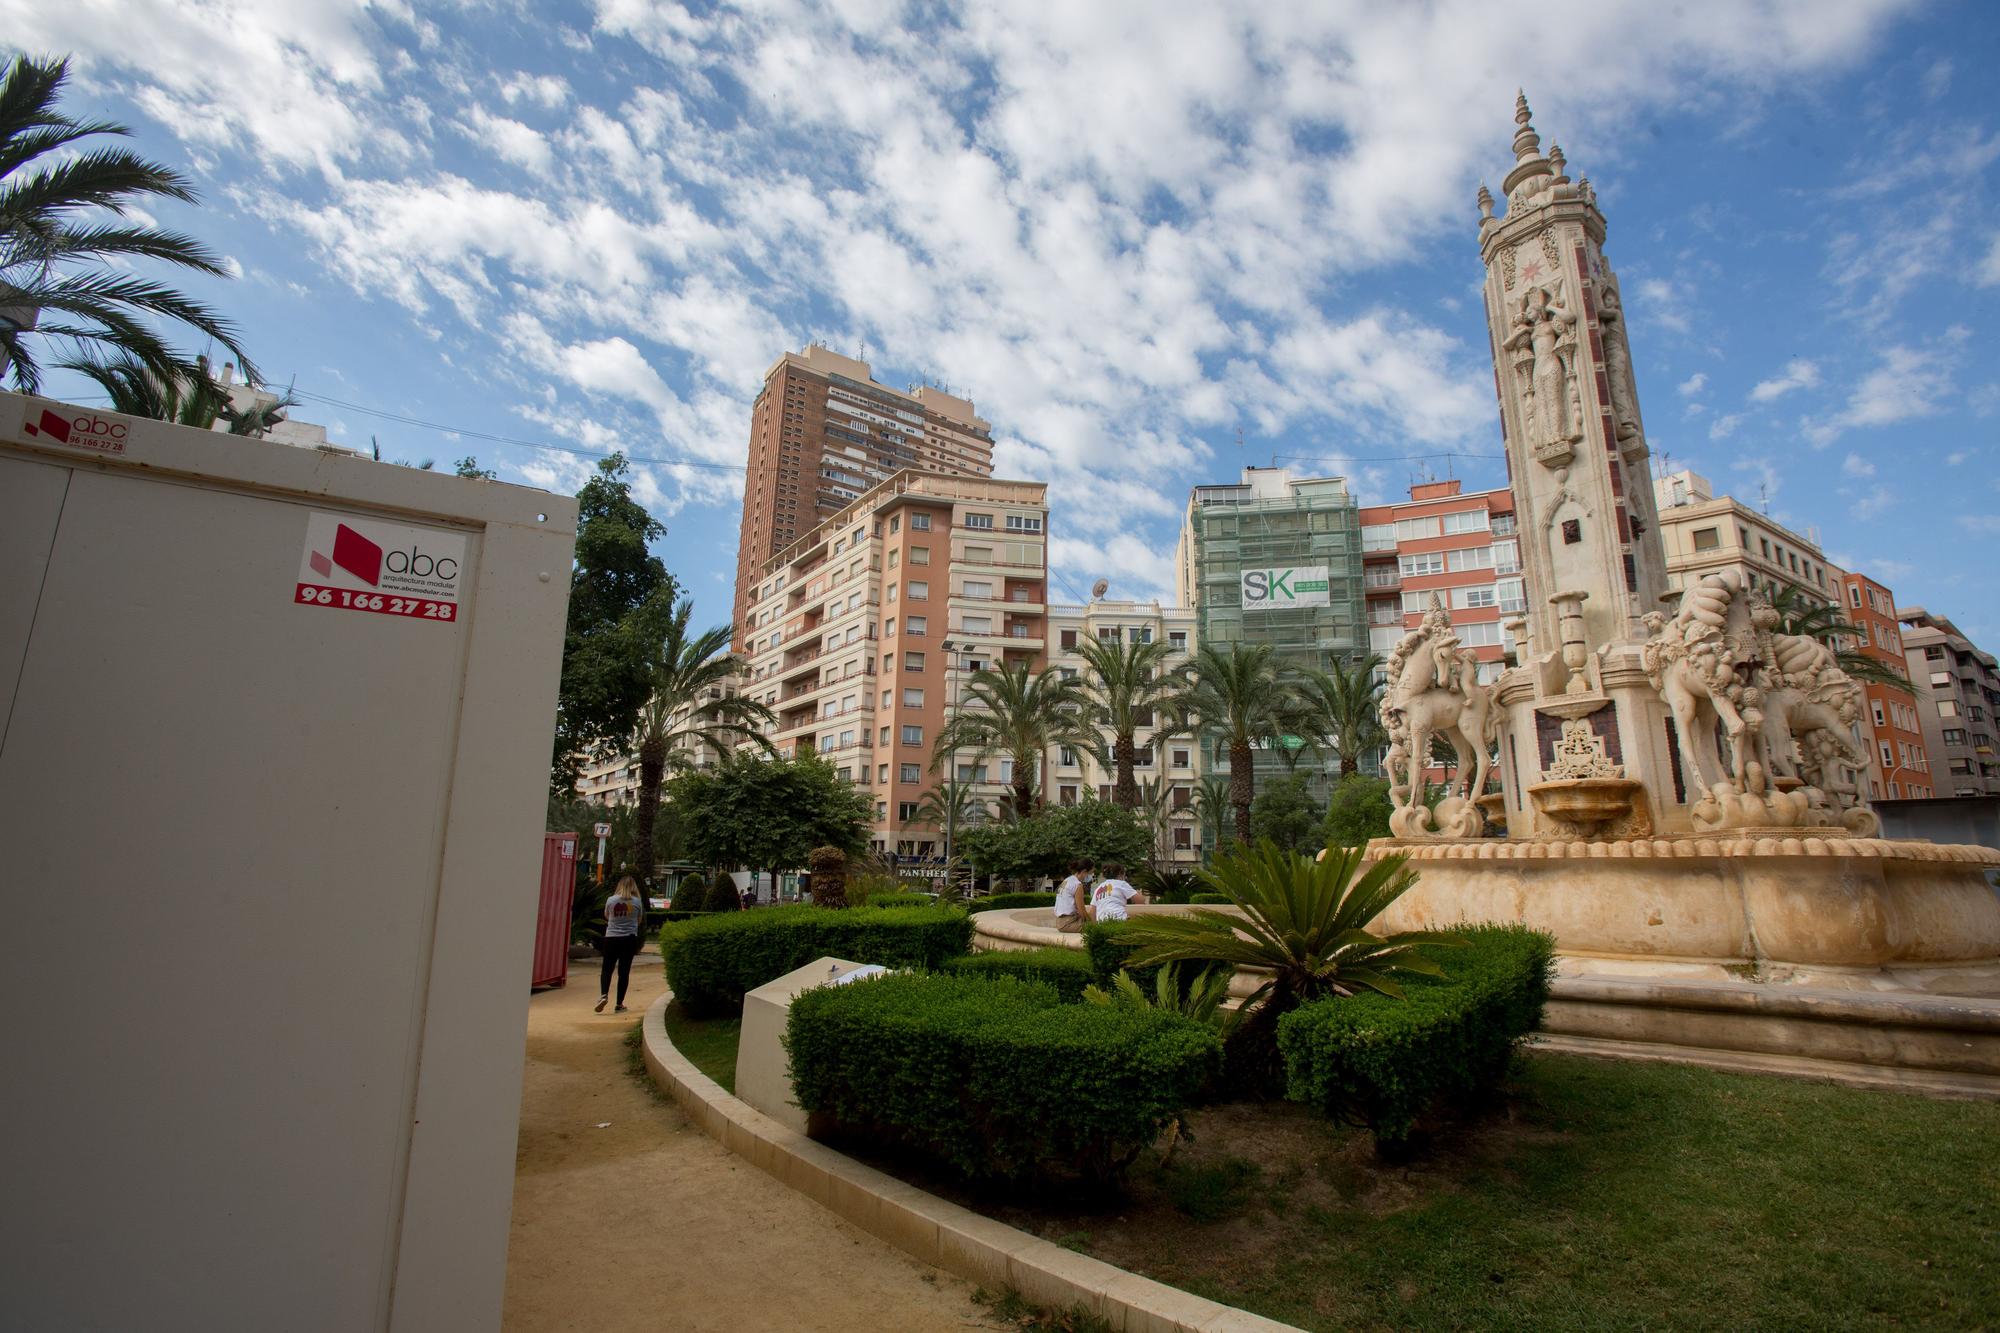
[532,832,579,989]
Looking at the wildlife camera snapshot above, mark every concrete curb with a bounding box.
[641,993,1299,1333]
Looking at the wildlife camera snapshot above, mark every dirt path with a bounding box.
[502,955,998,1333]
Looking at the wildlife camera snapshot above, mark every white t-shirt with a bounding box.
[1092,879,1137,921]
[1054,875,1086,916]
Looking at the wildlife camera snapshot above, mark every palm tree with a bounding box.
[628,596,775,887]
[1191,774,1233,858]
[1111,841,1449,1094]
[932,659,1096,819]
[1301,654,1387,777]
[1133,775,1176,867]
[1073,635,1190,809]
[1770,582,1912,694]
[0,56,252,392]
[1177,642,1302,845]
[58,352,227,427]
[912,776,988,867]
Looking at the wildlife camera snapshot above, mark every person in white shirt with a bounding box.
[1052,859,1093,933]
[1086,863,1142,923]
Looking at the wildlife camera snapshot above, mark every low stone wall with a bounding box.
[640,993,1298,1332]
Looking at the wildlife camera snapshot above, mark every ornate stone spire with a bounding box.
[1476,182,1496,225]
[1512,91,1542,163]
[1548,143,1566,181]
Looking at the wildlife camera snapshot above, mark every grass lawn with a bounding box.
[654,1009,2000,1330]
[661,1001,739,1093]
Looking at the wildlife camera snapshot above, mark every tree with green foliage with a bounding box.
[1301,655,1387,777]
[628,594,774,887]
[931,659,1097,818]
[668,751,874,890]
[1177,642,1302,845]
[0,55,254,392]
[956,797,1153,883]
[1250,772,1324,854]
[1073,635,1190,808]
[1324,773,1394,848]
[454,456,498,479]
[551,453,671,792]
[1112,842,1449,1094]
[912,776,989,866]
[1191,774,1233,859]
[1770,581,1912,694]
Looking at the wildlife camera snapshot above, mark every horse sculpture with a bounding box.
[1381,598,1498,838]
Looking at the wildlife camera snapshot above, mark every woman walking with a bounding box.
[596,876,646,1013]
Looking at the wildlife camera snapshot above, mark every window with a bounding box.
[1456,622,1504,647]
[1005,514,1043,532]
[1059,746,1078,767]
[884,617,896,637]
[1135,746,1154,768]
[1362,523,1397,551]
[900,725,923,745]
[1172,748,1190,768]
[956,763,989,782]
[1442,509,1489,535]
[908,581,928,600]
[910,513,931,531]
[880,726,891,744]
[904,651,925,671]
[1098,784,1111,801]
[1692,527,1720,551]
[1938,699,1960,719]
[965,512,994,529]
[909,546,930,565]
[1169,630,1187,650]
[1394,516,1440,541]
[1943,728,1968,745]
[965,545,993,564]
[898,801,919,821]
[1496,577,1526,614]
[902,688,924,706]
[887,550,899,569]
[1849,584,1862,608]
[963,580,992,599]
[1453,586,1498,609]
[1760,537,1771,558]
[878,764,890,783]
[1447,544,1497,572]
[1060,628,1078,649]
[1059,784,1078,805]
[1871,700,1886,728]
[962,614,993,633]
[1400,552,1446,577]
[1490,514,1517,536]
[889,516,900,534]
[1173,826,1192,850]
[880,688,892,707]
[908,616,927,636]
[1880,742,1895,769]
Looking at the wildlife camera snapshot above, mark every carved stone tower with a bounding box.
[1478,94,1668,655]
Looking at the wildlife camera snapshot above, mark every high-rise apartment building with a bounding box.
[1835,572,1930,801]
[1044,599,1203,864]
[573,671,744,808]
[1358,480,1522,679]
[733,346,995,648]
[1174,467,1366,787]
[739,470,1048,857]
[1653,469,1839,607]
[1899,607,2000,797]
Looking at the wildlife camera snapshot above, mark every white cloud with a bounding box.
[1804,338,1961,447]
[1636,278,1693,336]
[1959,516,2000,535]
[460,107,554,177]
[1677,372,1708,397]
[1948,448,1974,465]
[1977,233,2000,288]
[1749,358,1820,402]
[1841,451,1875,478]
[1709,413,1743,441]
[1922,58,1953,101]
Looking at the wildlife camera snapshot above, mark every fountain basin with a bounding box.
[1527,776,1647,839]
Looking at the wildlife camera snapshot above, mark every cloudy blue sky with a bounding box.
[11,0,2000,639]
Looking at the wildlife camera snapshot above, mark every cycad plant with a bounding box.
[1073,635,1189,808]
[1112,841,1450,1094]
[0,55,251,391]
[628,595,775,887]
[932,659,1096,819]
[1083,961,1233,1026]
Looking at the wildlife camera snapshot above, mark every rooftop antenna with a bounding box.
[1090,578,1109,603]
[1758,481,1771,514]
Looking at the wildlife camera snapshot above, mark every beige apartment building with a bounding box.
[740,470,1049,857]
[1042,599,1203,864]
[1900,608,2000,796]
[732,346,995,651]
[1653,469,1839,607]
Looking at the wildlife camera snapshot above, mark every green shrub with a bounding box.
[1276,925,1555,1149]
[707,879,743,912]
[787,973,1221,1183]
[1189,892,1231,905]
[669,876,709,913]
[663,905,974,1017]
[942,947,1095,1002]
[970,891,1058,911]
[865,892,934,909]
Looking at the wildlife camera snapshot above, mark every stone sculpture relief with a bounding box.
[1503,281,1579,467]
[1381,597,1499,839]
[1594,275,1643,446]
[1641,571,1878,834]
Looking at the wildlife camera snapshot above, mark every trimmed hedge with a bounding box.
[865,892,935,909]
[662,905,973,1017]
[970,892,1058,911]
[941,946,1095,1002]
[1276,924,1555,1148]
[787,973,1221,1183]
[1189,892,1232,905]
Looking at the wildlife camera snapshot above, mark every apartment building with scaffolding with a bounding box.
[739,470,1049,856]
[732,346,995,650]
[1174,467,1367,788]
